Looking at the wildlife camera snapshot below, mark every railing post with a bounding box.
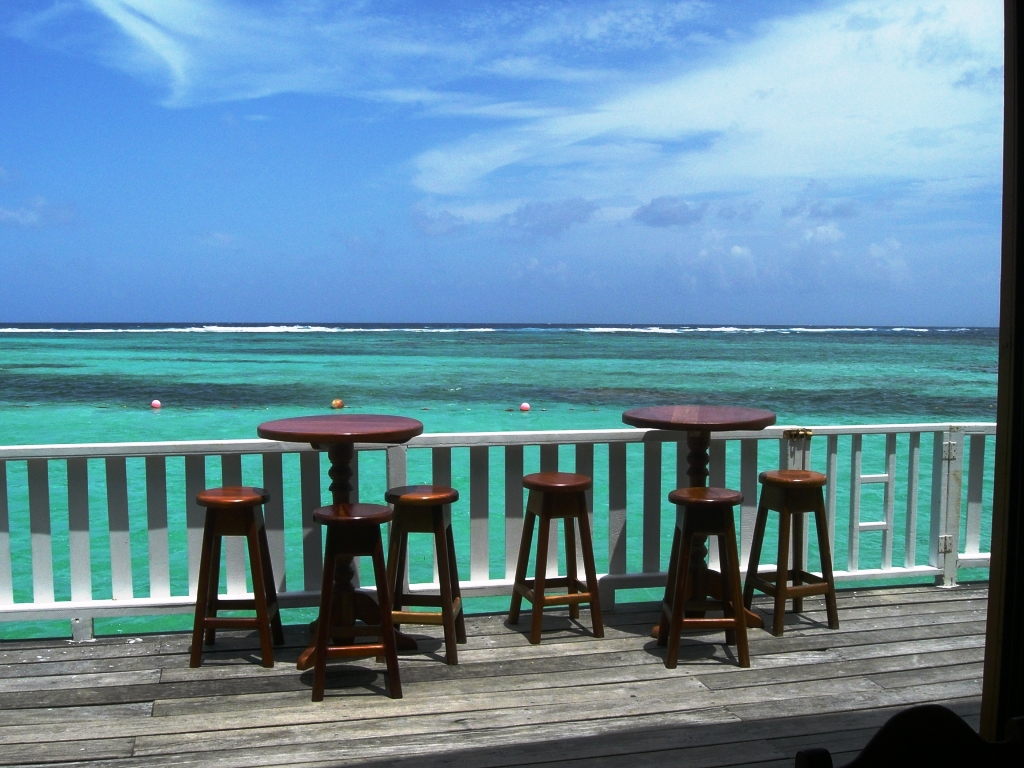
[940,427,966,587]
[781,428,812,470]
[929,431,949,571]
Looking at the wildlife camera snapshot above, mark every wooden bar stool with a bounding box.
[310,503,401,701]
[509,472,603,644]
[385,485,466,665]
[658,487,749,668]
[190,486,284,668]
[743,469,840,636]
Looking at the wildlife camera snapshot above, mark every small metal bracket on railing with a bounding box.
[783,428,814,440]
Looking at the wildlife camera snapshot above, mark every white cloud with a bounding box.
[805,223,845,243]
[411,0,1002,200]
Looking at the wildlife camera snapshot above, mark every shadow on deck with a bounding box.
[0,583,987,768]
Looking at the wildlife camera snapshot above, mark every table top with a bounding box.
[257,414,424,445]
[622,405,776,432]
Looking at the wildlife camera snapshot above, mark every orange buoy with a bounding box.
[519,402,530,412]
[331,398,345,409]
[151,400,162,409]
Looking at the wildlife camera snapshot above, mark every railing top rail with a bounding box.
[0,422,996,460]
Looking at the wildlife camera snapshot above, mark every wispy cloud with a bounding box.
[0,197,79,227]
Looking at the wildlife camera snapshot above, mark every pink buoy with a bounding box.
[519,402,530,412]
[151,400,162,409]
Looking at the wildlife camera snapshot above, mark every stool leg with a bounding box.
[509,509,536,624]
[245,512,275,668]
[813,494,840,630]
[773,509,792,637]
[312,529,339,702]
[529,511,552,644]
[370,530,402,699]
[743,502,770,611]
[446,523,467,643]
[665,524,693,669]
[256,522,285,646]
[204,533,223,646]
[190,514,217,668]
[563,516,580,620]
[385,515,407,630]
[791,510,805,614]
[432,507,459,665]
[721,526,749,668]
[575,496,603,638]
[657,523,682,647]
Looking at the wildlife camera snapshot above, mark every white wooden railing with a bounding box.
[0,422,995,640]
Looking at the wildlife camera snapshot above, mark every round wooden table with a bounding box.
[622,405,776,628]
[257,414,424,666]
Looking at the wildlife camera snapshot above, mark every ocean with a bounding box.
[0,325,1000,637]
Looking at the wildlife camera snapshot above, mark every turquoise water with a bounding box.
[0,325,999,637]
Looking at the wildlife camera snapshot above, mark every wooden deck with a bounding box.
[0,583,987,768]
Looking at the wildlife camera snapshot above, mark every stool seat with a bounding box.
[190,486,283,669]
[523,472,592,493]
[196,486,270,508]
[385,485,459,506]
[313,503,393,527]
[386,485,466,664]
[668,487,743,507]
[759,469,827,488]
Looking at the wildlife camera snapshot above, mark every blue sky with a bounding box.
[0,1,1004,324]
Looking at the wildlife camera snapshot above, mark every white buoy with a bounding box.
[151,400,162,409]
[519,402,530,412]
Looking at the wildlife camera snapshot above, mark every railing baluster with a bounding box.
[540,444,559,472]
[146,456,170,599]
[220,454,245,595]
[0,461,11,604]
[848,435,862,572]
[66,458,91,603]
[707,439,726,570]
[433,447,453,583]
[184,455,206,597]
[261,453,286,592]
[504,446,523,580]
[608,442,627,575]
[469,446,490,582]
[905,432,921,567]
[965,434,986,555]
[575,443,594,569]
[299,451,323,592]
[826,435,838,558]
[642,440,662,572]
[28,459,54,604]
[739,439,758,563]
[881,433,897,569]
[104,457,132,600]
